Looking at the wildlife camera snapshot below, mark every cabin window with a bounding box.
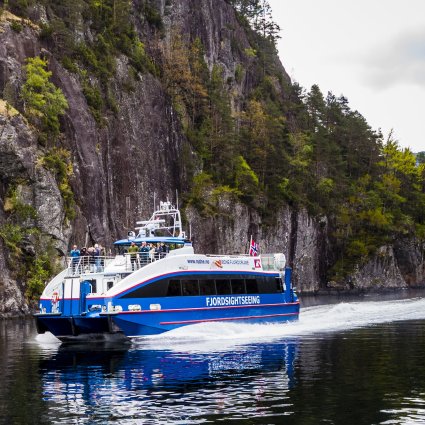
[119,274,280,299]
[199,279,216,295]
[276,277,283,292]
[231,279,246,294]
[255,276,282,293]
[216,279,231,295]
[167,280,182,296]
[107,281,114,291]
[245,279,259,294]
[182,279,200,296]
[121,278,169,298]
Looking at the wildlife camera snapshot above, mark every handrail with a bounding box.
[66,255,114,276]
[66,252,166,276]
[123,251,165,272]
[65,252,282,276]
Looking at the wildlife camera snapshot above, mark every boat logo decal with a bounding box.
[213,259,223,268]
[254,259,261,268]
[206,295,261,307]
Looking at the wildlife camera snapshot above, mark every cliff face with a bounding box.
[0,1,424,316]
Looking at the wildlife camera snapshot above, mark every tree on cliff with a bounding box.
[21,56,68,144]
[230,0,281,43]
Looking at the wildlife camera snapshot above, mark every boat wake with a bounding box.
[34,297,425,352]
[135,296,425,351]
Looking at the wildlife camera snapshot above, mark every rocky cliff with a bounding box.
[0,1,424,316]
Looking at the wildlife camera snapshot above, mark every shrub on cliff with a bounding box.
[21,56,68,144]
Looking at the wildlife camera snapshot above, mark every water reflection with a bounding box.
[4,298,425,424]
[37,339,298,423]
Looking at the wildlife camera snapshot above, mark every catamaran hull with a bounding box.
[34,301,299,340]
[34,314,130,343]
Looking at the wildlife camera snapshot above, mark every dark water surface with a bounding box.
[1,293,425,424]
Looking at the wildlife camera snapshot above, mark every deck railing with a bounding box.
[66,252,166,276]
[66,256,114,276]
[66,252,283,276]
[123,252,165,272]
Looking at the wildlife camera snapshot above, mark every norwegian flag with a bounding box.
[249,239,259,256]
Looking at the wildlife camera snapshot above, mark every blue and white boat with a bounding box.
[34,201,299,342]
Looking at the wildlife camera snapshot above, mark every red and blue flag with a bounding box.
[249,239,259,256]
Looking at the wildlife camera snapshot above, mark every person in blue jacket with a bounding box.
[138,241,150,265]
[70,245,80,273]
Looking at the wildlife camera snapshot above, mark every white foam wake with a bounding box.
[134,297,425,352]
[32,297,425,352]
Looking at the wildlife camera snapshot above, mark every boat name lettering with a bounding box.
[187,259,211,264]
[206,295,261,307]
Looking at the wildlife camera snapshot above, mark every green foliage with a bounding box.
[142,2,163,30]
[4,185,37,222]
[81,79,104,124]
[234,155,259,200]
[26,255,52,301]
[187,172,216,215]
[235,63,244,84]
[10,19,23,32]
[0,206,57,301]
[0,223,24,254]
[21,56,68,143]
[129,37,158,75]
[13,0,420,289]
[28,0,159,123]
[244,47,257,58]
[4,0,37,16]
[416,151,425,165]
[329,135,425,280]
[61,56,79,73]
[231,0,281,44]
[317,177,334,196]
[41,148,76,222]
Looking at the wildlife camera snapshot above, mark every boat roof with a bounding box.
[114,237,190,246]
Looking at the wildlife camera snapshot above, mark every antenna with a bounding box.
[153,192,156,212]
[176,189,179,209]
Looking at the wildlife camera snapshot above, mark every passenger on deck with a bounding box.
[149,243,156,262]
[128,241,139,271]
[80,246,88,270]
[94,243,102,272]
[88,246,95,272]
[139,241,150,265]
[155,243,161,259]
[70,245,80,273]
[159,243,169,258]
